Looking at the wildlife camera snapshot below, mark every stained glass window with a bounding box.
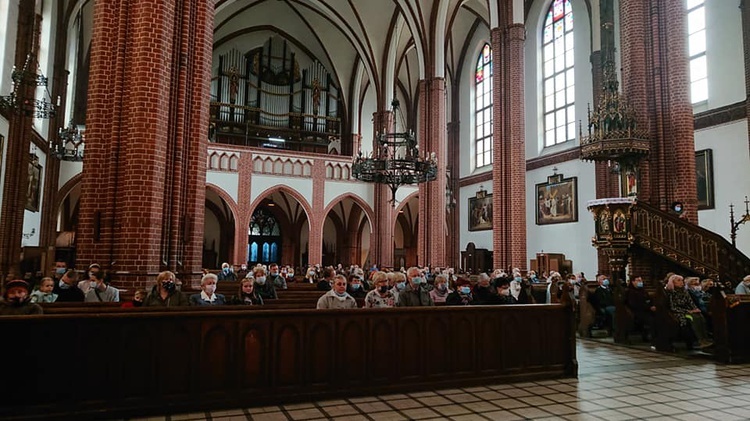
[475,43,493,168]
[248,207,282,264]
[542,0,575,147]
[687,0,707,103]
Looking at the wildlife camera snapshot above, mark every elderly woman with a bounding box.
[144,271,188,307]
[253,266,277,300]
[231,277,264,305]
[446,277,475,305]
[189,273,227,306]
[666,274,712,349]
[347,274,367,299]
[316,274,357,309]
[429,274,451,303]
[364,271,396,308]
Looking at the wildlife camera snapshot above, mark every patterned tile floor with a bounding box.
[129,339,750,421]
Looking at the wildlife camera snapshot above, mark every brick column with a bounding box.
[234,152,254,267]
[76,0,212,289]
[308,157,326,265]
[491,24,527,271]
[446,120,460,268]
[372,110,394,267]
[416,78,447,267]
[0,0,37,277]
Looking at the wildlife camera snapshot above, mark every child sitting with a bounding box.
[29,277,58,303]
[121,289,147,308]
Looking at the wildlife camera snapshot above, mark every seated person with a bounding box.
[666,274,712,349]
[509,270,523,301]
[686,276,710,315]
[590,274,615,333]
[84,271,120,302]
[0,279,43,315]
[364,271,396,308]
[488,276,517,305]
[316,274,357,309]
[623,276,655,341]
[346,275,367,299]
[53,270,83,302]
[217,262,237,281]
[304,266,317,283]
[429,274,451,303]
[735,275,750,295]
[268,263,287,290]
[231,277,263,305]
[253,266,277,300]
[447,277,475,305]
[317,267,336,291]
[121,289,147,308]
[78,263,102,295]
[30,277,58,303]
[528,270,540,283]
[388,271,407,303]
[144,271,188,307]
[396,267,434,307]
[472,273,495,305]
[190,273,227,306]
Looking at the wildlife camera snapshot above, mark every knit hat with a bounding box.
[455,277,471,287]
[4,279,30,297]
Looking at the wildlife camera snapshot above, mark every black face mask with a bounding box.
[8,297,27,307]
[378,285,389,294]
[162,282,176,293]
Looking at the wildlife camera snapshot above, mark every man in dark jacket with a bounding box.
[397,267,434,307]
[0,279,43,315]
[623,276,655,340]
[591,274,615,333]
[52,270,84,302]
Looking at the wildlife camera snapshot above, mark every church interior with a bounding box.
[1,0,750,420]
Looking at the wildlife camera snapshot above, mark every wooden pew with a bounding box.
[0,299,577,421]
[711,291,750,363]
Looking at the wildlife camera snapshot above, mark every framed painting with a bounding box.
[536,174,578,225]
[468,193,492,231]
[25,154,42,212]
[696,149,714,210]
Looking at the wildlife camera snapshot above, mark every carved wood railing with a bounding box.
[630,201,750,285]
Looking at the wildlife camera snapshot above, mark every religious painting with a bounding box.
[696,149,714,210]
[468,193,492,231]
[621,167,638,197]
[25,154,42,212]
[536,174,578,225]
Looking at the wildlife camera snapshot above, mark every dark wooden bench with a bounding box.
[711,291,750,363]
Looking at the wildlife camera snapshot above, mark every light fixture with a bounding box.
[352,98,437,205]
[50,120,85,161]
[0,54,56,119]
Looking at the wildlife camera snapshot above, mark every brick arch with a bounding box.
[247,185,313,225]
[321,193,375,235]
[393,190,419,231]
[54,173,83,216]
[206,183,239,224]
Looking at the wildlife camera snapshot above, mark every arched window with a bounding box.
[687,0,707,103]
[542,0,575,147]
[475,43,493,168]
[248,207,282,264]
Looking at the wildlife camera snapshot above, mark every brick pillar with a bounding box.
[308,157,326,265]
[372,110,394,267]
[417,78,447,267]
[234,152,254,267]
[446,120,460,268]
[0,0,37,277]
[76,0,212,289]
[491,24,527,271]
[351,133,361,157]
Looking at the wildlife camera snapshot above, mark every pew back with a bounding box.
[711,291,750,363]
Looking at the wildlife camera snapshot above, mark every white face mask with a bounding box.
[204,284,216,294]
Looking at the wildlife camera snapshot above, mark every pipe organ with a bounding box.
[210,37,343,154]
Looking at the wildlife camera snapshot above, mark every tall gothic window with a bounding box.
[687,0,707,103]
[247,207,281,264]
[475,43,493,168]
[542,0,575,147]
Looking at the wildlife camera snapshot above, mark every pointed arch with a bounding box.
[248,186,313,226]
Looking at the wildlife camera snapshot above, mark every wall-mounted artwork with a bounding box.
[696,149,714,210]
[468,188,492,231]
[536,173,578,225]
[25,154,42,212]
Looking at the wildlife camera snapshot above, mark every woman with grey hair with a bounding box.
[189,273,227,306]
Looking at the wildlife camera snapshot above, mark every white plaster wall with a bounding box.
[695,119,750,254]
[524,0,593,158]
[360,228,370,266]
[206,171,239,203]
[459,181,493,251]
[395,185,418,205]
[457,27,491,179]
[22,150,46,247]
[0,0,18,96]
[526,160,598,276]
[58,161,82,190]
[699,0,745,112]
[250,174,312,208]
[323,181,374,211]
[359,82,377,156]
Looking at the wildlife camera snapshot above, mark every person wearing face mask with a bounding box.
[488,277,517,305]
[190,273,227,306]
[253,267,278,299]
[52,270,84,302]
[346,275,367,299]
[666,274,712,349]
[623,276,655,342]
[364,272,396,308]
[78,263,102,295]
[472,273,495,305]
[396,267,435,307]
[143,271,188,307]
[268,263,287,290]
[429,274,451,303]
[305,266,317,283]
[388,271,406,304]
[52,261,68,281]
[735,274,750,295]
[217,262,237,282]
[84,271,120,302]
[446,277,475,305]
[590,274,615,334]
[0,279,43,315]
[316,275,357,309]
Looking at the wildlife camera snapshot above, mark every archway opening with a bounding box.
[249,191,309,269]
[203,188,236,269]
[394,194,419,269]
[322,197,371,267]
